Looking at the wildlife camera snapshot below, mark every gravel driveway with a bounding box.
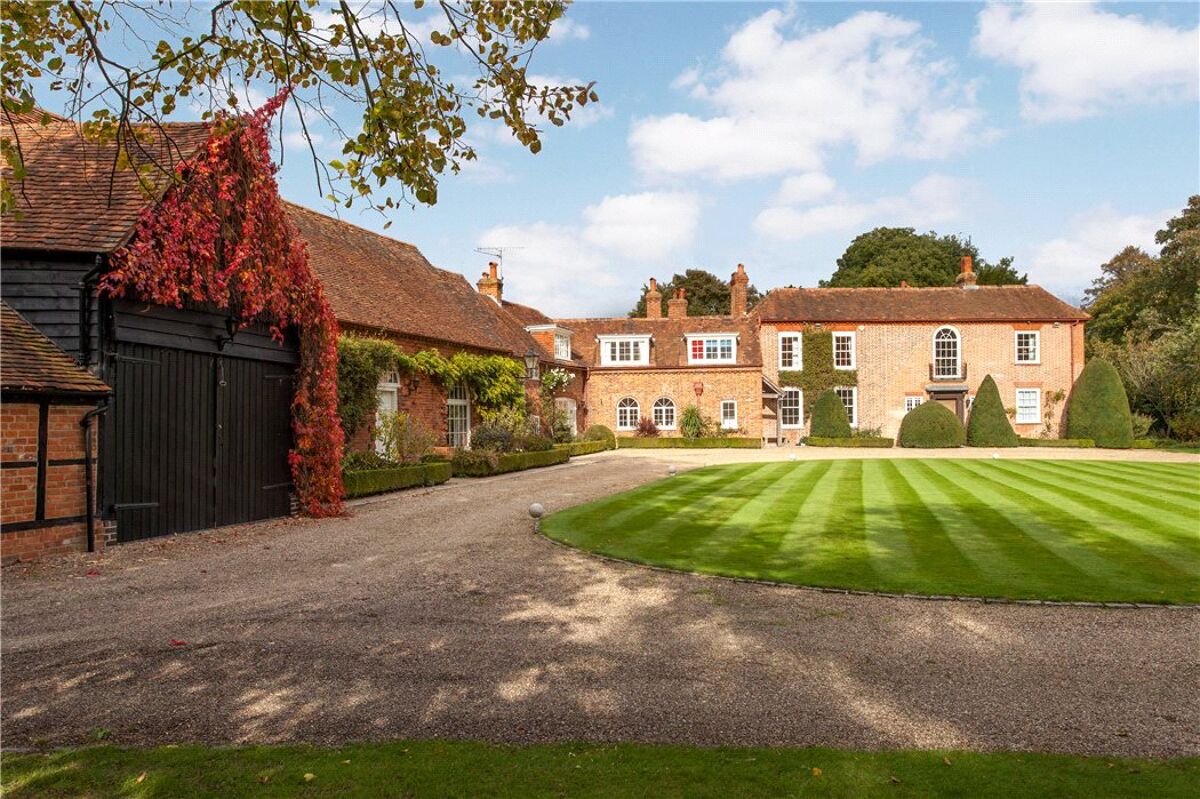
[3,451,1198,757]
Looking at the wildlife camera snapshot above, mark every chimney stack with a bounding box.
[730,263,749,317]
[667,288,689,319]
[477,261,503,304]
[955,255,978,290]
[644,277,663,319]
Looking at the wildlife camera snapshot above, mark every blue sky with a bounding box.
[41,1,1200,317]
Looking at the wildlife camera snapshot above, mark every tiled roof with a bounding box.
[500,300,553,327]
[286,203,537,356]
[558,316,762,369]
[2,110,211,253]
[754,286,1089,323]
[1,302,109,396]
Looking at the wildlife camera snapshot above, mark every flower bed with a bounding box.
[555,440,610,457]
[1018,438,1096,448]
[616,437,762,449]
[343,462,452,498]
[805,437,894,448]
[452,448,569,477]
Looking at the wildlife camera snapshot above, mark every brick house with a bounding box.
[2,303,110,563]
[755,258,1089,441]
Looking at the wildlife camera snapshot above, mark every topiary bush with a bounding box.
[898,400,965,448]
[966,375,1018,447]
[582,424,616,449]
[809,390,852,438]
[1065,358,1133,448]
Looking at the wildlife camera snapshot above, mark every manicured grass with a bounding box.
[542,459,1200,604]
[4,742,1198,798]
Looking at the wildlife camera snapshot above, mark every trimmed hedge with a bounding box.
[453,448,569,477]
[581,424,616,448]
[616,437,762,449]
[555,440,610,457]
[1131,439,1156,449]
[1065,358,1133,448]
[343,462,452,498]
[1018,437,1095,448]
[967,375,1018,447]
[809,390,853,439]
[805,436,894,448]
[898,401,965,448]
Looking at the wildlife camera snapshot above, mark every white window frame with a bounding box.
[720,400,738,430]
[599,335,651,367]
[778,332,802,370]
[780,387,803,429]
[375,370,401,456]
[685,333,738,365]
[652,397,676,430]
[904,396,923,413]
[1015,330,1040,364]
[555,397,578,437]
[835,386,858,427]
[932,326,962,379]
[1015,388,1040,425]
[447,383,471,448]
[554,333,572,362]
[832,331,856,370]
[616,397,640,430]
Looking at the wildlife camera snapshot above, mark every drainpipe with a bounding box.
[81,401,109,553]
[78,254,106,367]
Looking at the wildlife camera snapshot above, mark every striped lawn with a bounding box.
[542,459,1200,604]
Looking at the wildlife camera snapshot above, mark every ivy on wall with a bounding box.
[337,334,526,439]
[778,329,858,416]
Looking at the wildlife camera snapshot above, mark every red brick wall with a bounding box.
[2,400,104,563]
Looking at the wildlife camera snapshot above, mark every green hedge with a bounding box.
[555,440,610,457]
[898,401,965,448]
[1131,439,1156,449]
[581,424,616,448]
[616,437,762,449]
[967,375,1018,447]
[453,448,569,477]
[342,462,452,498]
[809,390,853,438]
[1064,358,1133,448]
[1018,438,1095,448]
[805,436,894,448]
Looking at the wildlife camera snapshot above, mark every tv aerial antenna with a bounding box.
[475,246,523,275]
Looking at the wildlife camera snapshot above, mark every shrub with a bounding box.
[806,436,893,448]
[1130,412,1155,439]
[517,434,555,452]
[898,401,965,448]
[679,405,708,439]
[616,437,761,449]
[809,390,852,438]
[376,412,438,464]
[635,416,659,437]
[1018,437,1095,448]
[1065,358,1133,448]
[967,375,1018,447]
[1168,410,1200,441]
[582,424,616,448]
[451,448,499,474]
[453,448,569,477]
[1131,439,1156,449]
[342,463,451,498]
[468,421,515,452]
[852,426,884,439]
[342,450,396,471]
[557,440,609,456]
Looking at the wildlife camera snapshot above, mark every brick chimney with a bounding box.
[667,288,689,319]
[955,255,978,290]
[477,261,503,304]
[644,277,663,320]
[730,263,749,317]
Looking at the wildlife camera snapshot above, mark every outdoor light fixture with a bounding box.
[524,348,540,380]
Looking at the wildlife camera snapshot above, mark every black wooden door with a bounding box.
[107,341,294,542]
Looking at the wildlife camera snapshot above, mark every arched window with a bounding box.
[933,326,961,379]
[617,397,640,430]
[652,397,676,429]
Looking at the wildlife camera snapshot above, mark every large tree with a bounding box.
[630,269,762,318]
[821,227,1027,288]
[1,0,596,216]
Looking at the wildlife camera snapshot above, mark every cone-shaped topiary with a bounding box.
[966,375,1018,447]
[1065,358,1133,448]
[809,389,853,438]
[899,400,965,448]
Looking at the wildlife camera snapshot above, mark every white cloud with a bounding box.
[630,9,988,182]
[1028,207,1167,294]
[975,2,1199,121]
[773,173,836,205]
[755,174,969,240]
[549,18,590,43]
[477,192,703,315]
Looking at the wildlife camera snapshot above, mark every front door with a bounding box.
[555,397,578,438]
[932,392,966,422]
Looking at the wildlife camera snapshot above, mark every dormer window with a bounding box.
[598,334,651,367]
[685,334,737,365]
[554,333,571,361]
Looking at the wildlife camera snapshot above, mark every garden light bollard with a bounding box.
[529,502,545,533]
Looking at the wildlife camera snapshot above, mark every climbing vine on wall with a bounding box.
[102,90,344,516]
[778,329,858,416]
[336,334,527,439]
